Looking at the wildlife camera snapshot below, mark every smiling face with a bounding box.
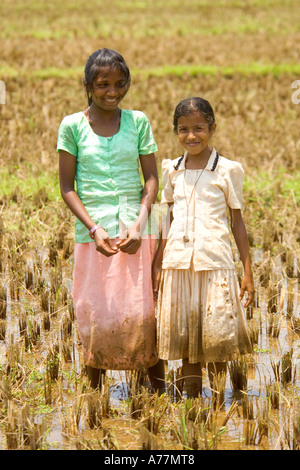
[90,66,129,111]
[177,111,216,161]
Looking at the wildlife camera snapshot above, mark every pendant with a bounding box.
[183,234,189,243]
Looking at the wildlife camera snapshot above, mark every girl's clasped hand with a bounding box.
[93,222,143,256]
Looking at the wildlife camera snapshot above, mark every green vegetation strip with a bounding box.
[1,164,299,205]
[0,165,61,202]
[134,63,300,78]
[2,63,300,80]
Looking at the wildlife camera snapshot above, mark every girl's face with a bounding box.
[90,66,129,111]
[177,111,216,159]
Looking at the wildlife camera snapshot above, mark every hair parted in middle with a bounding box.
[173,97,215,133]
[83,48,131,106]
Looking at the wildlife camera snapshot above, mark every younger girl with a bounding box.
[57,48,164,392]
[153,97,254,398]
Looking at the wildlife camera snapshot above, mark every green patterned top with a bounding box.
[57,110,158,243]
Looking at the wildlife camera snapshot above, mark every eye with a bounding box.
[116,81,127,88]
[95,82,108,88]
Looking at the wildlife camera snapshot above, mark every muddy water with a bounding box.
[0,246,299,450]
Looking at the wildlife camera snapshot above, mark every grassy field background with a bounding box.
[0,0,299,450]
[1,0,300,238]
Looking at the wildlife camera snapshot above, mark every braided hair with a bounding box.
[174,155,184,171]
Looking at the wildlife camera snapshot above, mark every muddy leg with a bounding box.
[207,362,227,407]
[87,366,106,390]
[207,362,227,389]
[148,359,165,395]
[182,359,203,398]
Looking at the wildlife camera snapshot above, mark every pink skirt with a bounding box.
[73,236,158,370]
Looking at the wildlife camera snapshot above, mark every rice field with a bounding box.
[0,0,299,451]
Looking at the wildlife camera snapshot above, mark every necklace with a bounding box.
[182,168,205,243]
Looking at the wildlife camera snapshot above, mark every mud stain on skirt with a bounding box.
[157,266,252,364]
[73,236,158,370]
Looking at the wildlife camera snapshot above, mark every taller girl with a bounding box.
[153,97,254,398]
[57,49,164,392]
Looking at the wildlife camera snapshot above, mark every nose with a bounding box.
[187,130,196,140]
[107,85,118,96]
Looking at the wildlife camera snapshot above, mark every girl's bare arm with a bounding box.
[152,204,173,300]
[230,208,254,307]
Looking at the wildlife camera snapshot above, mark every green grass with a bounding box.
[2,62,300,80]
[1,161,298,210]
[244,168,300,206]
[0,164,60,202]
[134,63,300,78]
[1,0,300,39]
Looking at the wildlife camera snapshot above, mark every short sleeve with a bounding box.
[160,159,174,204]
[135,112,158,156]
[223,162,244,209]
[57,115,78,157]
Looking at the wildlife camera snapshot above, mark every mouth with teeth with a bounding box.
[104,97,118,104]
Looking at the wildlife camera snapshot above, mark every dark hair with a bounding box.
[83,48,131,106]
[173,97,215,133]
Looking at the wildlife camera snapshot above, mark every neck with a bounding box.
[185,147,212,169]
[89,104,120,122]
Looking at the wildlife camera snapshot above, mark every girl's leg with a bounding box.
[87,365,106,390]
[182,359,203,398]
[207,362,227,389]
[148,359,165,395]
[207,362,227,407]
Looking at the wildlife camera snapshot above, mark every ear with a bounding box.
[209,123,217,135]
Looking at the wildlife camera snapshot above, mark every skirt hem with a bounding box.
[157,267,252,364]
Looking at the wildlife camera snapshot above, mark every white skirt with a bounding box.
[157,266,252,364]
